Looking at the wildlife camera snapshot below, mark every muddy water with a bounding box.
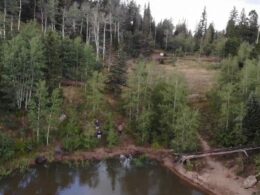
[0,160,205,195]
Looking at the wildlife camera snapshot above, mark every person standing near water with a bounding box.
[95,119,102,139]
[117,122,124,135]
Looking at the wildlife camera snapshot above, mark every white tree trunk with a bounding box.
[44,13,48,35]
[108,12,113,70]
[72,19,76,33]
[46,112,53,146]
[10,16,13,33]
[103,22,106,61]
[93,12,100,61]
[34,0,37,21]
[3,0,6,40]
[62,8,65,39]
[257,27,260,44]
[37,99,41,143]
[18,0,22,31]
[41,5,44,32]
[80,18,83,35]
[117,22,120,44]
[85,15,89,44]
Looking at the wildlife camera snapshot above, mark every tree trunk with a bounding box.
[85,15,89,44]
[103,22,106,61]
[154,28,157,47]
[18,0,22,31]
[93,12,100,61]
[46,112,53,146]
[257,27,260,44]
[62,8,65,39]
[80,18,83,35]
[108,12,113,71]
[3,0,6,40]
[44,13,48,35]
[34,0,37,21]
[41,4,44,32]
[117,22,120,44]
[37,99,41,143]
[10,15,13,33]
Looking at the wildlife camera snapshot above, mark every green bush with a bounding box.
[63,135,97,152]
[132,155,149,167]
[0,133,16,161]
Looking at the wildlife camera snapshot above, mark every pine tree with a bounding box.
[43,31,62,90]
[106,50,127,95]
[226,7,239,38]
[243,94,260,144]
[248,10,259,44]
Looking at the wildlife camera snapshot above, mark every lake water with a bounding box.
[0,159,205,195]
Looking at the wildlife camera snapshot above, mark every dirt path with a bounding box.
[175,57,254,195]
[198,135,254,195]
[154,55,255,195]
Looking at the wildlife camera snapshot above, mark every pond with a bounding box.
[0,159,205,195]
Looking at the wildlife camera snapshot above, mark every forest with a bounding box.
[0,0,260,191]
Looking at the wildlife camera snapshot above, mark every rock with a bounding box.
[35,156,47,165]
[243,176,257,189]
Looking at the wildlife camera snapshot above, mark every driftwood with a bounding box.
[179,146,260,163]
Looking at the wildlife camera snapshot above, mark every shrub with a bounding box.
[0,133,15,161]
[63,135,97,152]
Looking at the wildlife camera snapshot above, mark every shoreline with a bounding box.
[49,145,216,195]
[1,145,254,195]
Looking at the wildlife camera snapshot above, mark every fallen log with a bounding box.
[180,146,260,163]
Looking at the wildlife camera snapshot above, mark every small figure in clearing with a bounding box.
[117,122,124,135]
[96,130,102,139]
[95,119,102,139]
[95,119,100,129]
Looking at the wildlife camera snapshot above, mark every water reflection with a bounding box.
[0,159,205,195]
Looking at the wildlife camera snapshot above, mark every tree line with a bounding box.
[0,1,258,59]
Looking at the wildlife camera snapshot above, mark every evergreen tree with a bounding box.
[43,31,62,90]
[194,7,207,52]
[106,49,127,95]
[226,7,239,38]
[248,10,259,44]
[243,94,260,144]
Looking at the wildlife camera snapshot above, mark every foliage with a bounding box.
[132,155,149,168]
[0,132,15,161]
[211,42,260,147]
[2,23,45,110]
[123,61,199,152]
[29,80,62,145]
[85,71,106,115]
[63,135,97,152]
[107,121,119,148]
[106,49,127,95]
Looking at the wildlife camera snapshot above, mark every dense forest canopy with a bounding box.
[0,0,260,175]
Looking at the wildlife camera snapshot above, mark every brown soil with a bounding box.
[158,55,256,195]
